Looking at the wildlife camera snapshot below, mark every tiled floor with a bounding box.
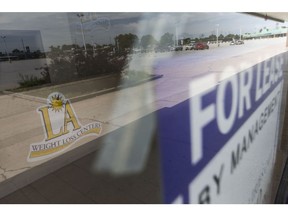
[0,137,162,204]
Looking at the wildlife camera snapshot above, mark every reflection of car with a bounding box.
[132,48,141,53]
[174,46,183,51]
[169,46,176,51]
[184,44,194,50]
[193,42,209,50]
[230,40,244,45]
[235,40,244,45]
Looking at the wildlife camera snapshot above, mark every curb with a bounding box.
[2,74,163,103]
[2,90,46,104]
[70,74,163,103]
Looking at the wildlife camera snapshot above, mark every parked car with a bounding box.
[183,44,195,50]
[230,40,244,45]
[193,42,209,50]
[169,46,176,51]
[235,40,244,45]
[174,46,183,51]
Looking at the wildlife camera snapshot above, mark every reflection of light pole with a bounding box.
[1,36,10,61]
[175,26,178,46]
[90,40,97,56]
[21,38,27,59]
[77,13,87,55]
[216,24,219,47]
[175,21,179,47]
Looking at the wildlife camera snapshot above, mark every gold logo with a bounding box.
[28,92,102,162]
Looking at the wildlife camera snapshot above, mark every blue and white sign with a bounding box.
[158,53,285,204]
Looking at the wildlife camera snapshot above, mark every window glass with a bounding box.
[0,12,288,204]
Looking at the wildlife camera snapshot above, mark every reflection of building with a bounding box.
[243,26,288,39]
[26,46,30,53]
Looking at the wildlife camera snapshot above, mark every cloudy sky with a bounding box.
[0,12,286,52]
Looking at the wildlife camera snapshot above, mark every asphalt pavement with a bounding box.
[0,58,48,91]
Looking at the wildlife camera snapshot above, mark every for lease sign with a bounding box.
[158,53,285,204]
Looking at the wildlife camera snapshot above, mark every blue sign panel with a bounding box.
[158,53,285,203]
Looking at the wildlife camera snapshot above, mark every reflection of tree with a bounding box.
[160,33,174,47]
[115,33,138,52]
[47,44,127,84]
[224,34,234,41]
[183,38,191,45]
[12,49,20,54]
[191,33,240,43]
[140,34,157,49]
[223,34,238,41]
[218,34,224,40]
[208,34,217,41]
[49,45,61,53]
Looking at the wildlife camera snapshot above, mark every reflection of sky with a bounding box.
[0,12,286,51]
[0,30,44,53]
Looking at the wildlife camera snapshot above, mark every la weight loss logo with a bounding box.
[27,92,102,162]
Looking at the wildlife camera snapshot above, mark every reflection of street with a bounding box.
[0,58,48,91]
[152,38,287,108]
[1,38,285,92]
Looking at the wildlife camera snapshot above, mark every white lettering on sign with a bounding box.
[255,57,283,101]
[189,84,282,203]
[238,68,252,118]
[172,195,184,204]
[190,84,216,165]
[216,74,238,134]
[189,56,283,166]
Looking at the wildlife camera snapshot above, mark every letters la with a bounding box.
[27,92,102,162]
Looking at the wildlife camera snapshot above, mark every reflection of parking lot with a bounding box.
[1,38,285,92]
[0,58,48,91]
[128,37,286,75]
